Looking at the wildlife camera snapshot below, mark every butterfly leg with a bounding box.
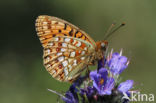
[86,65,90,78]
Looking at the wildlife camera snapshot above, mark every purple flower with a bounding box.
[90,68,115,95]
[62,91,78,103]
[62,82,79,103]
[49,50,135,103]
[118,80,134,93]
[80,86,95,98]
[107,52,129,75]
[118,80,134,103]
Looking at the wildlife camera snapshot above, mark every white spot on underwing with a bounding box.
[81,57,85,60]
[54,37,59,41]
[45,30,51,33]
[62,60,68,67]
[62,43,67,47]
[51,69,56,74]
[68,65,72,71]
[65,38,70,42]
[58,22,64,26]
[46,64,51,68]
[49,42,53,46]
[52,21,57,24]
[64,67,68,76]
[57,52,62,56]
[70,52,75,57]
[43,26,48,29]
[68,59,72,63]
[46,49,51,54]
[58,56,64,62]
[61,48,67,52]
[43,22,48,24]
[81,51,85,55]
[84,47,87,50]
[46,57,50,61]
[72,40,77,45]
[76,41,81,47]
[73,59,77,66]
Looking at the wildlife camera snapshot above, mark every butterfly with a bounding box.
[35,15,108,82]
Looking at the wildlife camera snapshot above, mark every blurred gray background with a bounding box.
[0,0,156,103]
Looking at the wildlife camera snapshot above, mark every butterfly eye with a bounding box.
[101,42,107,51]
[101,43,105,47]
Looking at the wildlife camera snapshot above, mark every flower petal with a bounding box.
[62,91,78,103]
[118,80,134,93]
[108,52,128,75]
[98,68,108,79]
[98,77,115,95]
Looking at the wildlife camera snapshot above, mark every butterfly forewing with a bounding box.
[36,15,96,82]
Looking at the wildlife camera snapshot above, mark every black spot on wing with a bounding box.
[69,29,73,36]
[59,29,61,33]
[74,30,79,37]
[64,23,67,30]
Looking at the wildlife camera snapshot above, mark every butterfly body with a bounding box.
[36,15,108,82]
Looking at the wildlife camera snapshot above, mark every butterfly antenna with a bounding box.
[104,23,116,39]
[104,22,126,40]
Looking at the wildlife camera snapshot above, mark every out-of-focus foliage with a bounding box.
[0,0,156,103]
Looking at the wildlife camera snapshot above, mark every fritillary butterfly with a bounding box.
[35,15,108,82]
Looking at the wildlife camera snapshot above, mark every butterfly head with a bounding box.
[96,40,108,58]
[95,40,108,60]
[96,40,108,52]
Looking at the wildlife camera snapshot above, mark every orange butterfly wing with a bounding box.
[35,15,96,82]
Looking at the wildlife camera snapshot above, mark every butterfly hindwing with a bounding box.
[43,36,93,82]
